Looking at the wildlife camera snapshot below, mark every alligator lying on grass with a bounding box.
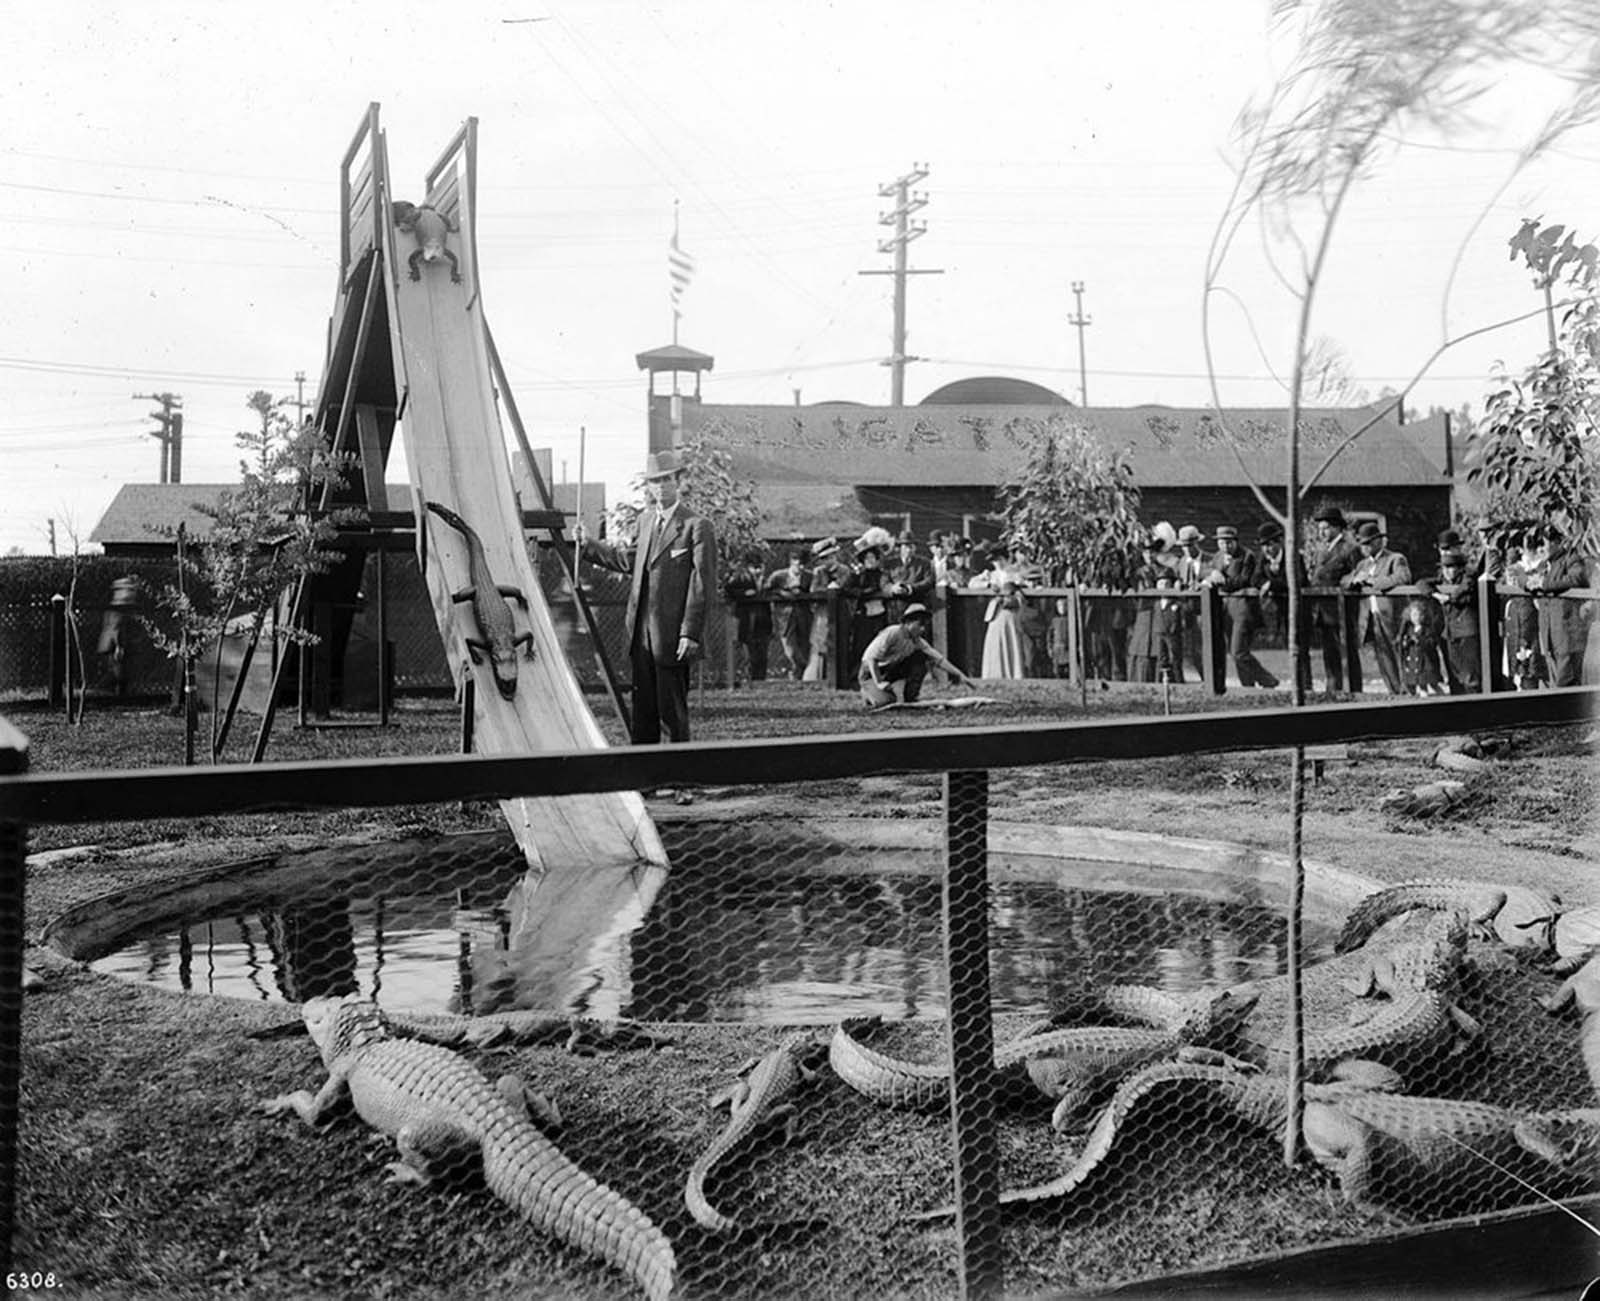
[829,989,1258,1121]
[263,994,675,1301]
[1335,878,1559,954]
[685,1032,829,1234]
[1543,955,1600,1104]
[1076,912,1479,1092]
[385,1007,670,1053]
[914,1058,1600,1218]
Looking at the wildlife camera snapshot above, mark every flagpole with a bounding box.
[671,199,681,361]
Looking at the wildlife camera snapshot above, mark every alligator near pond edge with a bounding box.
[829,990,1259,1120]
[1335,878,1559,955]
[263,994,676,1301]
[913,1058,1600,1219]
[685,1032,829,1234]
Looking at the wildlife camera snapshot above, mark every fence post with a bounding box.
[47,594,66,708]
[1477,575,1502,694]
[831,589,852,691]
[1340,591,1364,695]
[943,768,1002,1300]
[1199,585,1226,695]
[0,715,29,1275]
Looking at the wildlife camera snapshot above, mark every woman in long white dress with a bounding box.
[981,580,1030,679]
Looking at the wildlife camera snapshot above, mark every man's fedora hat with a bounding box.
[643,448,685,481]
[1213,525,1239,541]
[1354,520,1386,544]
[1313,506,1346,527]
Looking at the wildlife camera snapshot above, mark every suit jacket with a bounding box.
[1538,548,1593,653]
[1427,572,1479,641]
[886,555,936,607]
[1209,548,1262,629]
[1342,547,1411,639]
[1311,536,1361,588]
[586,507,717,665]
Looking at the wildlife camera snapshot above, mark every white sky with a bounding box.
[4,1,1598,556]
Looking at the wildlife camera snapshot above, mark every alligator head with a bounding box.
[302,993,389,1068]
[1179,987,1261,1045]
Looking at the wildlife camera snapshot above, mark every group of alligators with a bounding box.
[263,876,1600,1300]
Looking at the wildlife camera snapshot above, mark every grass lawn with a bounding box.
[8,683,1599,1299]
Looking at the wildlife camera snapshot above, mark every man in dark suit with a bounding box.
[582,448,717,743]
[1531,537,1592,687]
[1340,520,1411,695]
[1308,506,1362,692]
[1203,525,1278,688]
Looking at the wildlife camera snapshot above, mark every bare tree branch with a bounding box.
[1301,300,1576,495]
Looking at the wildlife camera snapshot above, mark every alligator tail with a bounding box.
[483,1126,676,1301]
[828,1023,948,1111]
[684,1160,738,1234]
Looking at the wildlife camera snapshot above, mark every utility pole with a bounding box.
[133,392,184,483]
[1069,281,1091,407]
[859,164,944,405]
[294,370,308,427]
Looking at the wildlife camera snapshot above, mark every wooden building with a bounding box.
[669,376,1453,564]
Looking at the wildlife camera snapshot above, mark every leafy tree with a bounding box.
[142,391,356,761]
[1466,219,1600,560]
[995,414,1143,587]
[1205,0,1600,1168]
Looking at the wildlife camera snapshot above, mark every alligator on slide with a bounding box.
[262,995,675,1301]
[423,500,535,699]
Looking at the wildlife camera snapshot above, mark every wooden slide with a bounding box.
[364,117,667,1013]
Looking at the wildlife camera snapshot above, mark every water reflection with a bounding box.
[90,847,1328,1024]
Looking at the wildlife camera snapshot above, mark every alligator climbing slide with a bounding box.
[310,105,667,1013]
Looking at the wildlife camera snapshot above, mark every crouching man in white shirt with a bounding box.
[858,603,972,708]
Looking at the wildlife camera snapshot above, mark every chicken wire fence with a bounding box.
[6,707,1600,1300]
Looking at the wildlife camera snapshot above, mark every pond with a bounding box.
[83,830,1333,1024]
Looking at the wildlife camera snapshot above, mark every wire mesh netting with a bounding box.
[8,708,1600,1298]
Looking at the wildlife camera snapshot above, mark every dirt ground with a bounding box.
[8,685,1600,1299]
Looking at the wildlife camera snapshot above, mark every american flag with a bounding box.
[668,214,695,315]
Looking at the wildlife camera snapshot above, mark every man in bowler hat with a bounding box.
[1340,520,1411,694]
[1204,524,1278,688]
[582,447,717,742]
[1309,506,1362,691]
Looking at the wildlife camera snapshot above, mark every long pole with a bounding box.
[858,166,942,406]
[575,425,586,586]
[1069,282,1091,407]
[576,426,586,541]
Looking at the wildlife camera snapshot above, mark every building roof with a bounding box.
[684,402,1445,491]
[89,483,232,546]
[635,343,715,372]
[94,476,603,549]
[919,375,1072,406]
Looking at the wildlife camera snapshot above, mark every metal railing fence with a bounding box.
[3,687,1597,1297]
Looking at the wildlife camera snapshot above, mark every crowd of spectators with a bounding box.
[719,514,1598,694]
